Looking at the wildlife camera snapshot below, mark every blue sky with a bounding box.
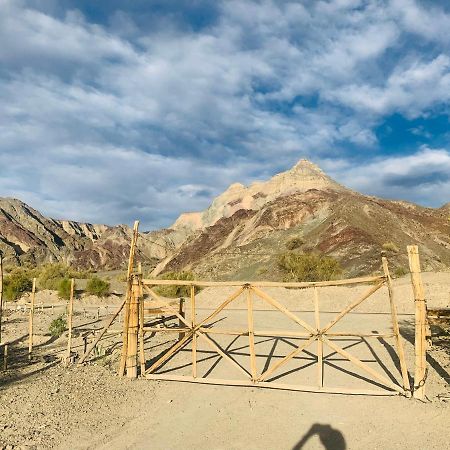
[0,0,449,229]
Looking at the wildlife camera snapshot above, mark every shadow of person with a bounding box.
[293,423,346,450]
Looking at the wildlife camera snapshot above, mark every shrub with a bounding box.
[278,251,342,282]
[49,315,67,337]
[286,237,304,250]
[38,263,72,290]
[57,278,74,300]
[3,270,33,301]
[155,271,199,298]
[37,263,90,290]
[394,267,408,278]
[86,276,110,297]
[382,242,399,253]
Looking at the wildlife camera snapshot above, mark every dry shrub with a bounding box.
[86,276,110,297]
[155,271,199,298]
[286,237,304,250]
[382,242,399,253]
[278,251,342,282]
[3,269,33,301]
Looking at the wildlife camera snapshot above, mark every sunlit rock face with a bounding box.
[171,159,346,233]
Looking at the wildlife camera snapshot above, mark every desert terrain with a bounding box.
[1,272,449,449]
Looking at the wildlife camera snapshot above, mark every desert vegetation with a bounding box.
[278,251,342,282]
[86,276,110,297]
[155,271,199,298]
[3,267,33,301]
[382,242,400,253]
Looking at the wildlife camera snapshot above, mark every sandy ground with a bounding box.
[0,273,449,449]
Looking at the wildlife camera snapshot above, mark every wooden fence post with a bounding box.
[3,344,7,371]
[138,274,146,375]
[178,298,185,341]
[66,278,75,364]
[119,220,139,376]
[0,254,3,344]
[28,278,36,359]
[126,276,139,378]
[407,245,428,400]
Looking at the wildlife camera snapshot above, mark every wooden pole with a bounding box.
[407,245,428,400]
[382,257,410,393]
[190,285,197,378]
[314,287,323,388]
[78,298,126,364]
[28,278,36,359]
[178,298,185,341]
[0,254,3,344]
[126,277,139,378]
[66,278,75,364]
[138,275,146,375]
[119,220,140,376]
[3,344,7,371]
[246,287,257,381]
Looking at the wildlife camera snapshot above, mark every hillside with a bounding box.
[157,160,450,279]
[0,198,183,270]
[0,159,449,277]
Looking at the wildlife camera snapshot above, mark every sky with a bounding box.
[0,0,449,230]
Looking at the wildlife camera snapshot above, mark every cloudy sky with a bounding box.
[1,0,449,229]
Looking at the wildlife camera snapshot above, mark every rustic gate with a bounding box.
[124,257,411,396]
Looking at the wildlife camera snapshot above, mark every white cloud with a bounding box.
[0,0,449,228]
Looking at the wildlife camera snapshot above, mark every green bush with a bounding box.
[49,315,67,337]
[394,267,408,278]
[286,237,304,250]
[3,270,33,301]
[155,271,199,298]
[382,242,399,253]
[278,252,342,282]
[37,263,90,290]
[86,276,110,297]
[57,278,74,300]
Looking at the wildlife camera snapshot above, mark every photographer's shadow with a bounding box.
[293,423,346,450]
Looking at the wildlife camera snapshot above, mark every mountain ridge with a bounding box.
[0,159,449,277]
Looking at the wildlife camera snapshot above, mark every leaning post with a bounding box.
[407,245,428,400]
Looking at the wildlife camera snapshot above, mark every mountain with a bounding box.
[156,159,450,278]
[1,159,449,277]
[0,198,183,270]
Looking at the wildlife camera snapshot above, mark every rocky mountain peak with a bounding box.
[171,159,346,233]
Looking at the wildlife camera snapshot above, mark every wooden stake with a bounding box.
[119,220,140,376]
[28,278,36,359]
[3,344,7,371]
[66,278,75,364]
[190,285,197,378]
[178,298,186,341]
[138,276,146,375]
[126,277,139,378]
[0,254,3,344]
[382,257,410,393]
[246,287,257,381]
[314,288,323,388]
[407,245,428,400]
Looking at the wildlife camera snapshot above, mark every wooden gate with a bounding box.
[125,256,411,396]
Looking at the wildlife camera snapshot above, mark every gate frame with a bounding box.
[130,262,412,397]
